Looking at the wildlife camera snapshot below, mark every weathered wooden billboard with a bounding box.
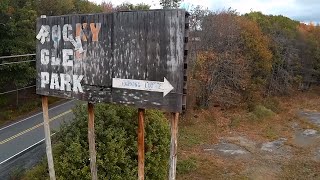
[36,9,188,112]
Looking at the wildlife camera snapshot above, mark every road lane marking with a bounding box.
[0,110,72,145]
[0,100,75,132]
[0,132,56,165]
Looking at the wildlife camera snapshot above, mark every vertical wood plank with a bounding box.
[169,112,179,180]
[138,12,147,81]
[42,96,56,180]
[103,13,113,86]
[88,103,98,180]
[138,108,145,180]
[159,11,167,80]
[146,11,156,81]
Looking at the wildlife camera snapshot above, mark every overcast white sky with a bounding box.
[89,0,319,23]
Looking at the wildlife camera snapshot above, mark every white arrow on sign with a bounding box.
[112,77,174,97]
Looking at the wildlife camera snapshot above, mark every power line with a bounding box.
[0,85,36,95]
[0,60,36,66]
[0,54,36,59]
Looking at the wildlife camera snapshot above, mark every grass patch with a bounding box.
[179,111,217,149]
[281,160,320,179]
[0,110,14,121]
[0,100,41,126]
[263,126,279,140]
[177,155,248,180]
[17,101,41,114]
[179,122,213,148]
[8,167,25,180]
[179,127,204,148]
[229,116,242,128]
[177,157,197,175]
[0,96,61,126]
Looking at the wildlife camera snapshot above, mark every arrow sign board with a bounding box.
[113,78,174,97]
[36,9,189,112]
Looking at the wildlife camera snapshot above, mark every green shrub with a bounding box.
[262,98,281,113]
[0,110,13,121]
[23,161,48,180]
[26,104,170,179]
[47,97,61,104]
[253,105,275,118]
[229,116,242,128]
[247,112,258,122]
[8,167,25,180]
[0,95,8,107]
[264,126,279,140]
[18,101,41,114]
[248,105,275,122]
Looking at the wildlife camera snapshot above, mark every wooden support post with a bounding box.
[41,96,56,180]
[88,103,98,180]
[169,112,179,180]
[138,108,145,180]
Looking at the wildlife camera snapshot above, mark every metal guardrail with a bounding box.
[0,85,36,95]
[0,54,36,95]
[0,54,36,59]
[0,60,36,66]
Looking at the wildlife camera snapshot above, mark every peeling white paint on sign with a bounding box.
[36,22,102,94]
[52,25,61,49]
[36,25,50,44]
[41,72,84,93]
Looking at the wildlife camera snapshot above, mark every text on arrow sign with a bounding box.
[112,77,174,97]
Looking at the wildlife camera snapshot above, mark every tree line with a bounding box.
[188,8,320,109]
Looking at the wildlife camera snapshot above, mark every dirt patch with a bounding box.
[203,142,251,159]
[245,163,281,180]
[177,91,320,179]
[293,129,320,147]
[314,147,320,162]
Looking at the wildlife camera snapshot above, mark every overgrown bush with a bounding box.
[262,98,282,113]
[248,105,275,121]
[193,51,249,108]
[25,104,170,179]
[23,161,48,180]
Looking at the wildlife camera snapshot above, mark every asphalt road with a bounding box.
[0,99,79,178]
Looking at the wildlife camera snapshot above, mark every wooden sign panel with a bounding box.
[36,9,188,112]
